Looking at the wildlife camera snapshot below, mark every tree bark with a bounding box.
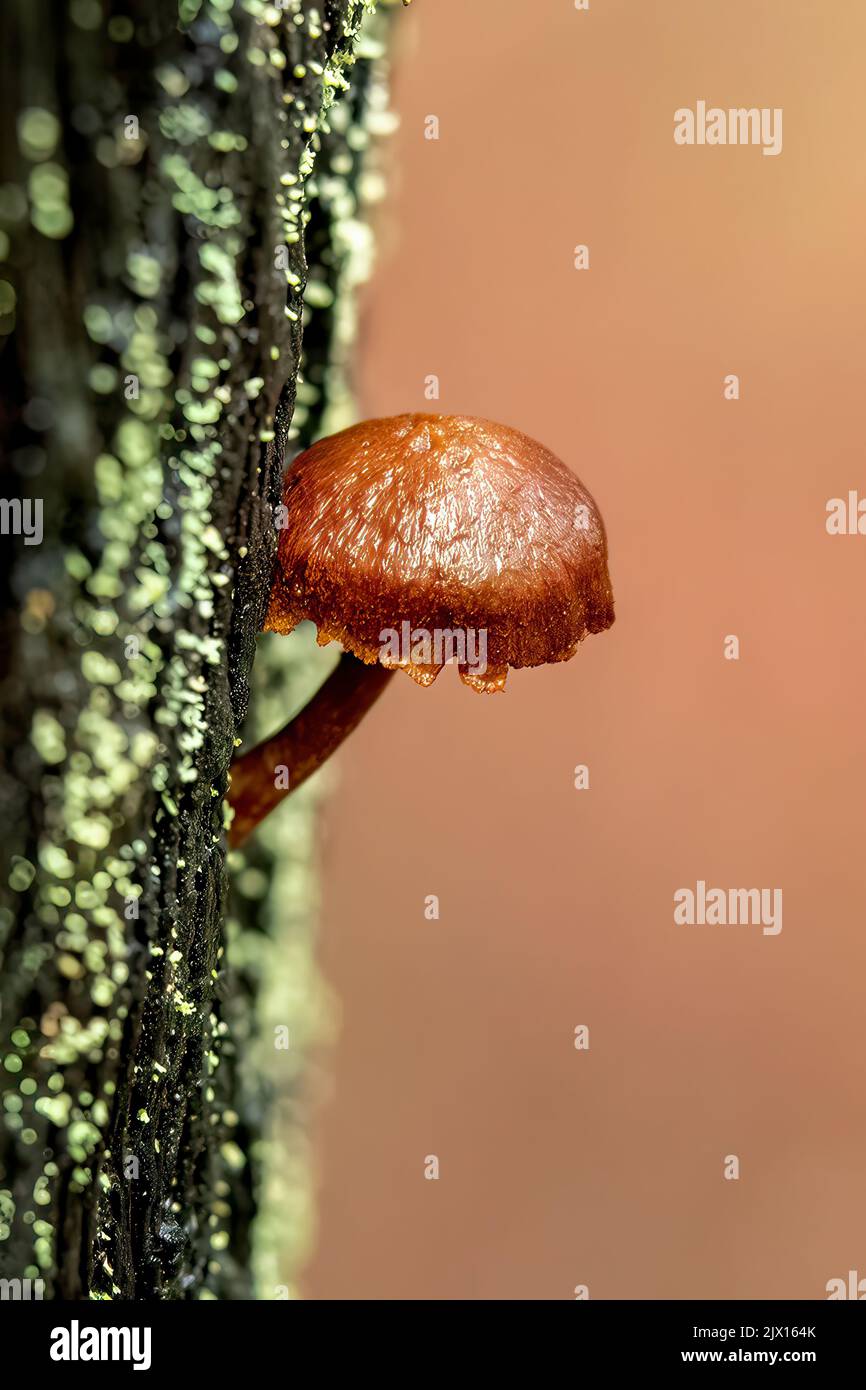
[0,0,395,1300]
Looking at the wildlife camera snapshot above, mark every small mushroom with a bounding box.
[228,413,614,846]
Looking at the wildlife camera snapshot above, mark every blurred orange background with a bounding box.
[303,0,866,1299]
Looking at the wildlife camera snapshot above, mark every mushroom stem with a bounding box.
[227,652,395,848]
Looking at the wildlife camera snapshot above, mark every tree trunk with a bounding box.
[0,0,396,1300]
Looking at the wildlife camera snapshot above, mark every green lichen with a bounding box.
[1,0,401,1300]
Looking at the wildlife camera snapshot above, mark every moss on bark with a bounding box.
[0,0,397,1300]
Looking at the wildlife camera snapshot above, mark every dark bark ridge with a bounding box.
[0,0,393,1300]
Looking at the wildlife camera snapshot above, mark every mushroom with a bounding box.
[228,413,614,846]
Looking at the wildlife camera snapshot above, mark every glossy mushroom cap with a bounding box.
[266,413,615,692]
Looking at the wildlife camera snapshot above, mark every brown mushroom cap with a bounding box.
[266,413,615,692]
